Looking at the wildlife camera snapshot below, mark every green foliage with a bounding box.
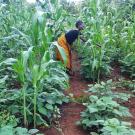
[120,53,135,78]
[79,44,111,82]
[78,80,133,134]
[38,90,69,122]
[0,87,69,127]
[101,118,135,135]
[115,78,135,91]
[75,0,113,81]
[0,0,32,58]
[0,46,69,128]
[91,118,135,135]
[52,42,67,66]
[0,110,18,128]
[88,80,130,102]
[0,126,43,135]
[0,0,70,129]
[78,95,130,129]
[75,0,135,81]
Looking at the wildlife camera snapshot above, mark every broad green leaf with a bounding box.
[0,126,13,135]
[45,104,53,110]
[14,127,29,135]
[28,129,39,134]
[31,64,39,87]
[22,47,33,70]
[0,75,8,84]
[52,42,67,66]
[0,58,17,66]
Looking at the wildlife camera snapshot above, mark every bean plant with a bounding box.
[77,80,134,134]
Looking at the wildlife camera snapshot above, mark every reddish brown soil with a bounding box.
[65,52,90,97]
[130,98,135,128]
[124,97,135,128]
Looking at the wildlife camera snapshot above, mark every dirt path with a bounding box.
[45,52,89,135]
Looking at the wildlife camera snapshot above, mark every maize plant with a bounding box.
[0,0,69,129]
[75,0,135,81]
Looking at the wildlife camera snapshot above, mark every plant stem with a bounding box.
[23,83,28,127]
[34,85,37,128]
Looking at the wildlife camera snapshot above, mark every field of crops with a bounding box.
[1,0,135,135]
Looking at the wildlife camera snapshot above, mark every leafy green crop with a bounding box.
[77,80,133,134]
[88,80,131,102]
[0,110,18,128]
[79,44,111,82]
[120,53,135,78]
[75,0,135,81]
[0,126,43,135]
[101,118,135,135]
[0,46,69,128]
[77,95,130,129]
[0,0,70,129]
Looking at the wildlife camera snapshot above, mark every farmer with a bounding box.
[56,20,85,75]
